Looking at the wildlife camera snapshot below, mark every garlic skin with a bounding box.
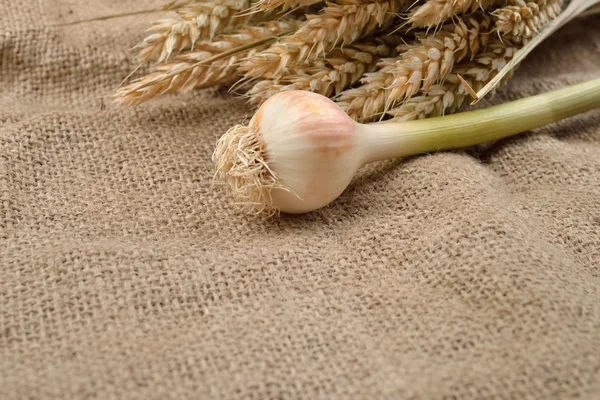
[252,91,363,214]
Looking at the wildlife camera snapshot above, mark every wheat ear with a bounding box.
[135,0,255,63]
[336,15,489,122]
[409,0,497,27]
[241,0,405,78]
[116,21,298,106]
[387,42,519,121]
[493,0,564,40]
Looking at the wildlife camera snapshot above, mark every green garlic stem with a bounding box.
[362,76,600,164]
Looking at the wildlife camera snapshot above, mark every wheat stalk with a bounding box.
[493,0,564,39]
[241,0,405,78]
[247,40,393,104]
[336,14,490,122]
[117,21,298,106]
[409,0,497,27]
[135,0,256,63]
[160,0,198,11]
[387,41,519,121]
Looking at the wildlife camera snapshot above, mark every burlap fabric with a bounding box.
[1,1,599,398]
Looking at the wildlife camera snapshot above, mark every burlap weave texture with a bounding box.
[1,1,600,399]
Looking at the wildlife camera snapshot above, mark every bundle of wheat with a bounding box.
[113,0,595,122]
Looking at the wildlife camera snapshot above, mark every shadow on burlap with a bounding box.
[1,1,599,398]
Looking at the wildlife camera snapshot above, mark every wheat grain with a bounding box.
[117,21,297,106]
[466,14,491,56]
[136,0,255,63]
[409,0,496,28]
[493,0,564,39]
[241,0,405,78]
[387,41,519,121]
[336,15,489,122]
[385,82,465,121]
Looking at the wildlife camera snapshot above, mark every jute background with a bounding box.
[1,1,599,398]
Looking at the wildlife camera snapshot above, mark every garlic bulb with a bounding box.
[214,91,364,214]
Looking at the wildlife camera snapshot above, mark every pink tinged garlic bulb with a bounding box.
[213,78,600,215]
[214,91,367,214]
